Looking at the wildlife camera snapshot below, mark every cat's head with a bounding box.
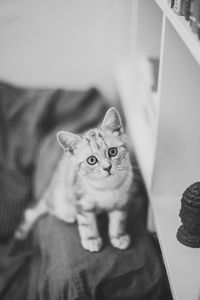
[57,108,132,188]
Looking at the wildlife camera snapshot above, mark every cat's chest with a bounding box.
[80,179,131,212]
[95,189,128,211]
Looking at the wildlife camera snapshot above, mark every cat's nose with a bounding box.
[103,165,112,173]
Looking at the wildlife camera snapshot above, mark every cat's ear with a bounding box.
[101,107,124,135]
[57,131,81,154]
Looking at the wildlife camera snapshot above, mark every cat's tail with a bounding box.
[15,199,48,240]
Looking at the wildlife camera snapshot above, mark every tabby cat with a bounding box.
[15,107,133,252]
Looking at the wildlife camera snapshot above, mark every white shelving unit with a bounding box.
[116,1,200,299]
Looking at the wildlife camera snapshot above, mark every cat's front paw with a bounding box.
[81,237,103,252]
[110,234,131,250]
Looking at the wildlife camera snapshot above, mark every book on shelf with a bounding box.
[168,0,192,18]
[184,0,191,21]
[190,0,200,37]
[172,0,185,15]
[190,0,198,34]
[167,0,175,8]
[194,0,200,39]
[168,0,200,40]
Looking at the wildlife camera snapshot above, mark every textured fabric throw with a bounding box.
[0,81,172,300]
[0,82,106,240]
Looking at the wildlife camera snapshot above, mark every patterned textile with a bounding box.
[0,82,106,240]
[0,82,172,300]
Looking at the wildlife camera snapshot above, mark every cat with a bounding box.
[15,107,133,252]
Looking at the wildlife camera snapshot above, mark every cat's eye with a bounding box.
[87,155,98,165]
[108,147,118,157]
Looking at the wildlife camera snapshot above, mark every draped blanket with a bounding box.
[0,82,171,300]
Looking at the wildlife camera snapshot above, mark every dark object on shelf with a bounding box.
[184,0,191,21]
[194,0,200,40]
[169,0,200,40]
[190,0,198,34]
[168,0,175,8]
[173,0,185,15]
[148,57,159,92]
[177,182,200,247]
[189,0,200,39]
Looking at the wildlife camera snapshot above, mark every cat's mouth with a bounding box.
[105,172,112,177]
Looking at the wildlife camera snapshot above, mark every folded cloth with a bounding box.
[27,193,169,300]
[27,114,171,300]
[0,81,108,300]
[0,82,107,240]
[0,81,172,300]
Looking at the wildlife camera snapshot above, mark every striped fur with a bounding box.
[15,108,133,252]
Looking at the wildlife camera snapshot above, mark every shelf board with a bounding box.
[155,0,200,66]
[150,194,200,300]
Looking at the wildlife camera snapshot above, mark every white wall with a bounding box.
[0,0,133,100]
